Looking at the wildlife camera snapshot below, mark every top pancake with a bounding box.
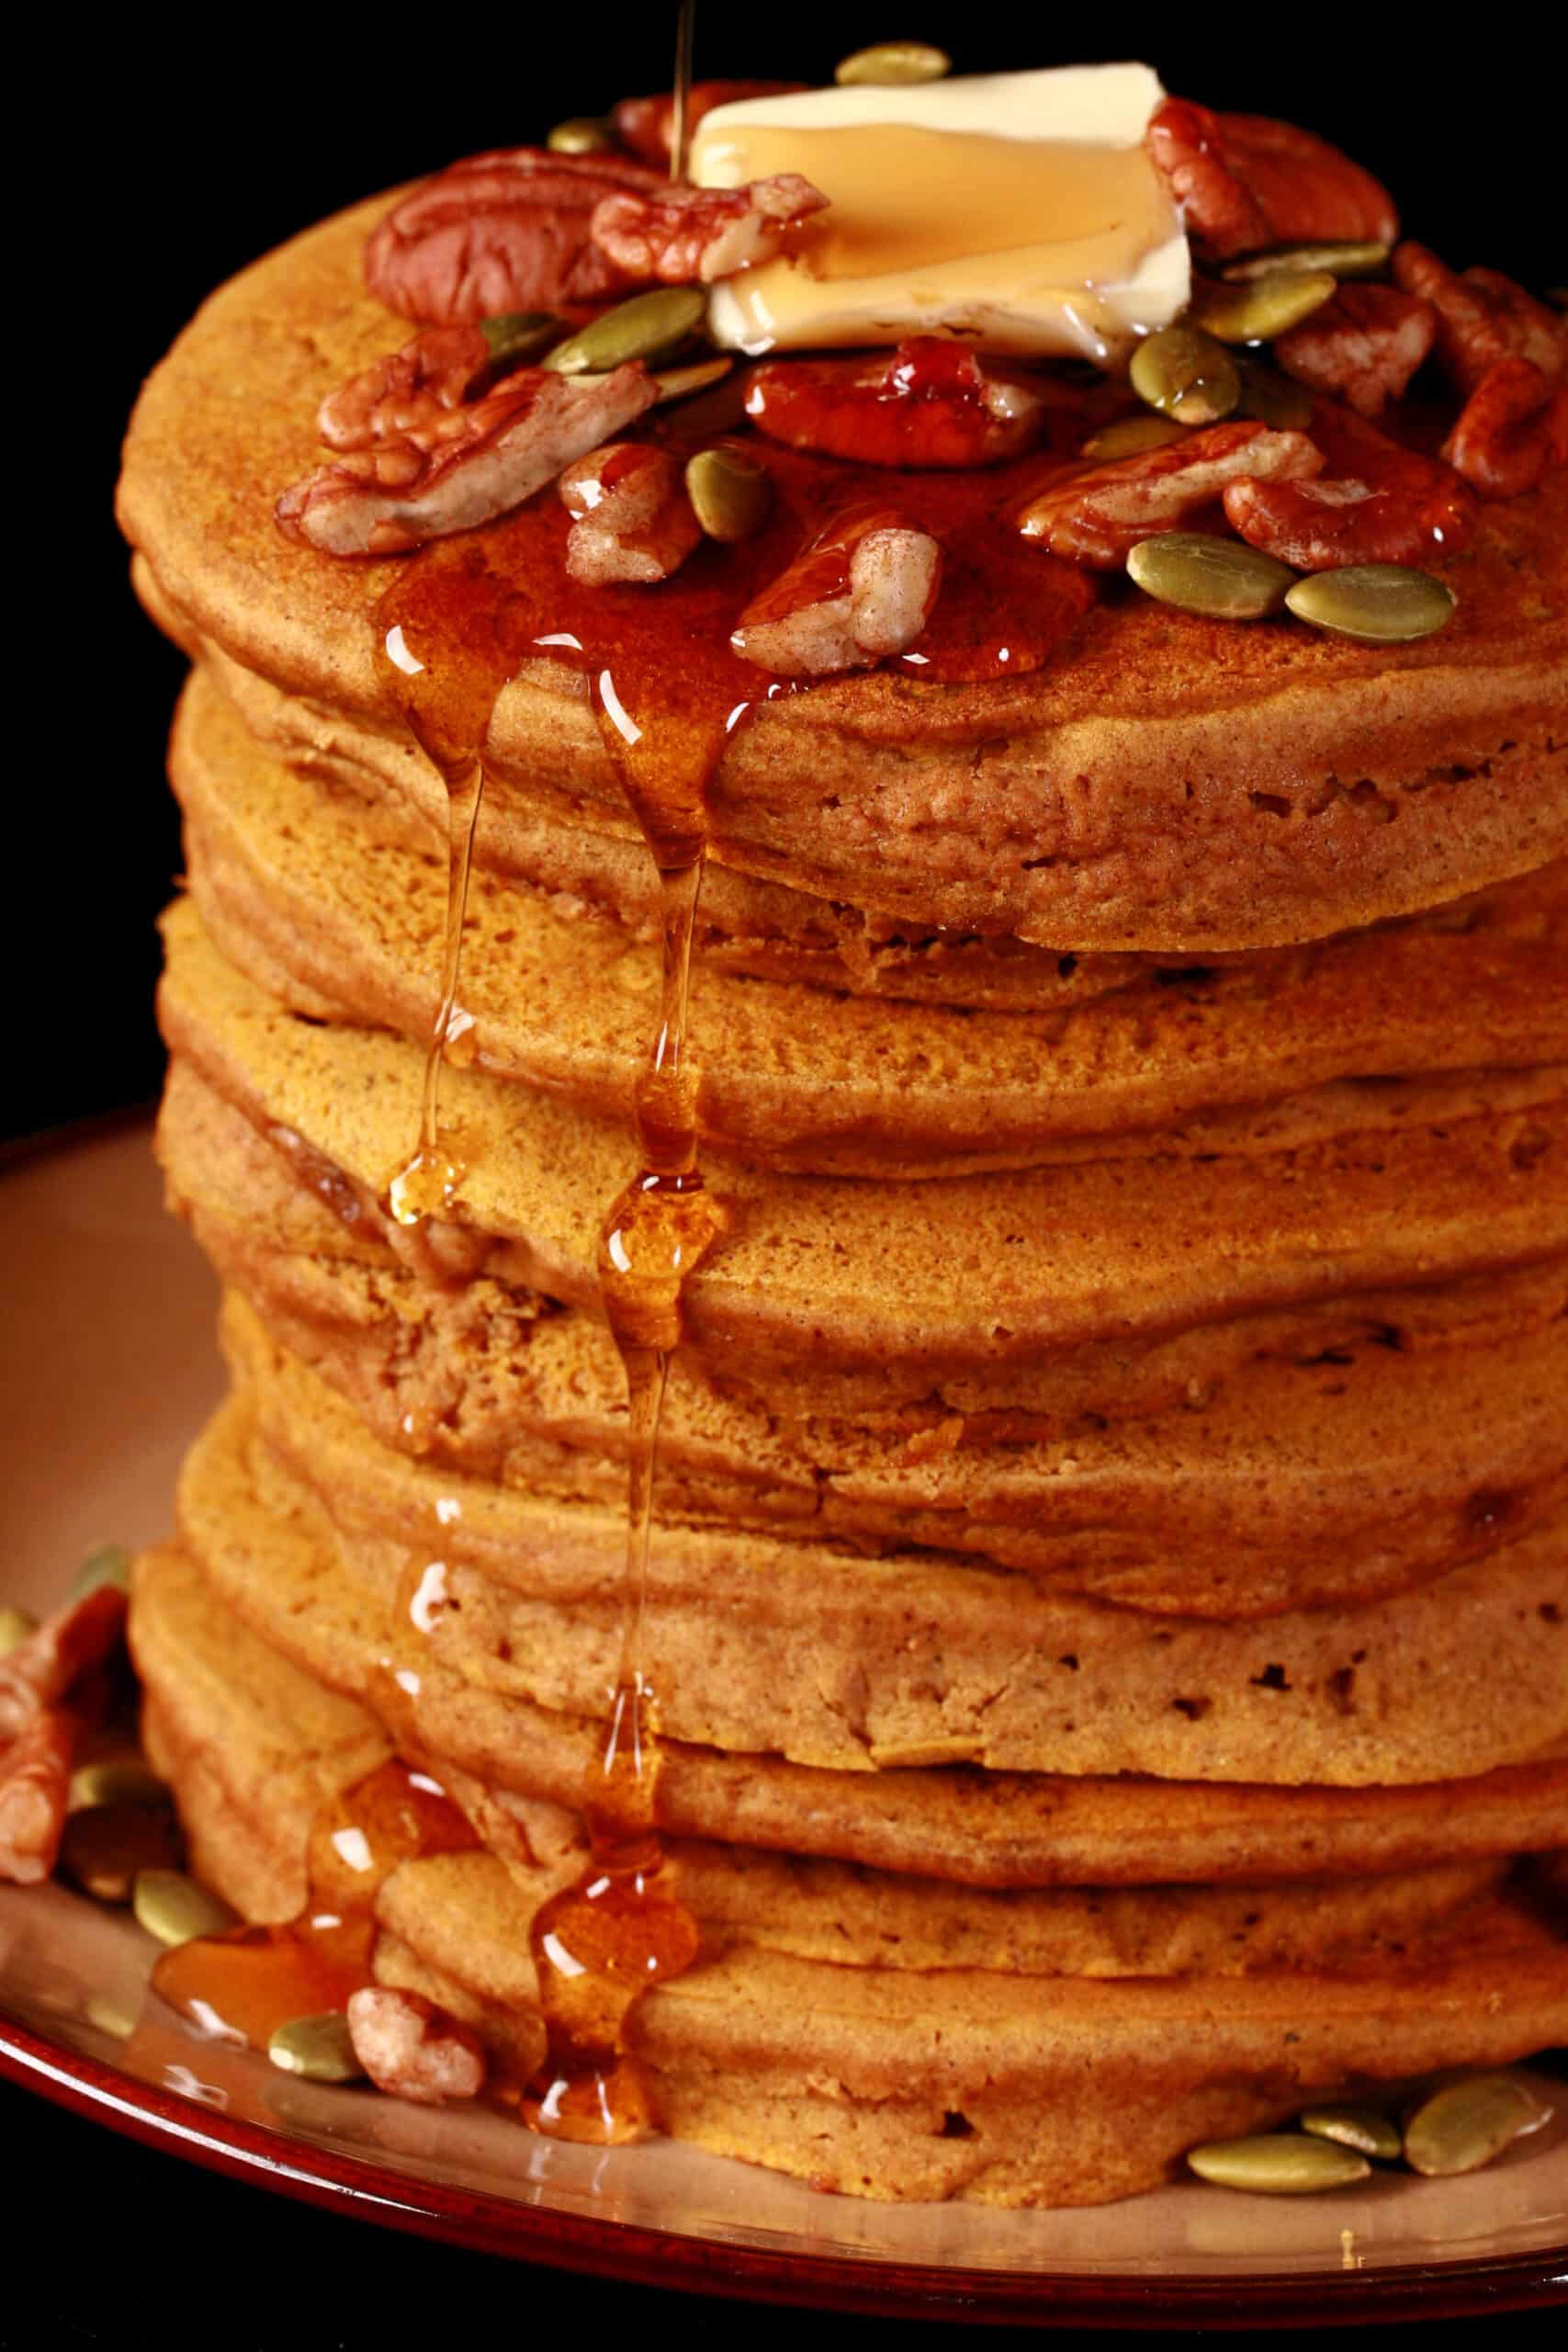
[118,196,1568,954]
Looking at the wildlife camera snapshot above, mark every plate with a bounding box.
[3,1120,1565,2323]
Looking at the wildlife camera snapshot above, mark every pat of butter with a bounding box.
[692,63,1189,364]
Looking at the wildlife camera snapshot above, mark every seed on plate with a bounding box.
[1188,2134,1372,2194]
[269,2012,366,2085]
[131,1867,237,1948]
[1081,413,1188,460]
[1285,565,1456,644]
[1195,270,1337,345]
[70,1544,130,1601]
[1130,324,1240,425]
[1127,532,1296,620]
[685,446,772,541]
[1223,240,1391,283]
[62,1804,182,1905]
[547,117,615,155]
[835,42,951,86]
[542,288,708,377]
[1404,2074,1551,2177]
[1300,2105,1404,2162]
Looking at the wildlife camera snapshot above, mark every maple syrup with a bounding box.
[150,1758,478,2050]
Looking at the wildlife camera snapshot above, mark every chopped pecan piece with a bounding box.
[1275,285,1438,419]
[276,364,659,557]
[732,506,942,674]
[558,441,701,582]
[318,325,502,451]
[1442,357,1568,498]
[346,1985,486,2104]
[365,148,662,323]
[1224,424,1477,570]
[1146,101,1398,261]
[591,175,827,286]
[746,339,1055,469]
[611,81,807,167]
[1016,423,1323,570]
[0,1584,127,1886]
[1392,243,1568,394]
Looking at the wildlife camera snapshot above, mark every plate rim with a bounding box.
[5,2012,1565,2326]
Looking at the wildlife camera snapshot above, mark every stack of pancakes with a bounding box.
[118,196,1568,2205]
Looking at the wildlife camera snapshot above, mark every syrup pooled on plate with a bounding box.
[149,1758,478,2050]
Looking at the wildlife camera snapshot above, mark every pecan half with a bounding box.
[558,441,701,582]
[0,1584,126,1887]
[611,82,807,167]
[0,1585,126,1743]
[1391,243,1568,394]
[365,148,662,323]
[1146,101,1398,261]
[1224,423,1477,570]
[1016,422,1323,570]
[732,506,942,674]
[276,364,658,557]
[1275,285,1437,419]
[745,339,1055,469]
[346,1985,486,2104]
[317,325,501,451]
[1442,357,1568,498]
[590,175,828,286]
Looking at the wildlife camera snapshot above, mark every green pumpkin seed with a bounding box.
[1130,324,1239,426]
[1285,565,1456,645]
[1188,2134,1371,2194]
[1300,2104,1404,2162]
[1404,2073,1551,2177]
[1235,356,1314,431]
[651,356,734,404]
[84,1992,140,2041]
[547,117,614,155]
[268,2011,366,2085]
[1224,240,1391,284]
[62,1805,182,1905]
[71,1544,130,1601]
[131,1868,238,1948]
[542,288,708,378]
[685,446,772,542]
[1195,270,1337,346]
[1081,414,1188,460]
[0,1603,37,1658]
[69,1754,170,1814]
[835,41,951,86]
[479,311,560,368]
[1127,533,1296,621]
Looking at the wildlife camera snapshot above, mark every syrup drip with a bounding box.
[150,1758,478,2051]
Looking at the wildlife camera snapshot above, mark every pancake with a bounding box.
[118,199,1568,954]
[132,1539,1568,2208]
[173,665,1568,1176]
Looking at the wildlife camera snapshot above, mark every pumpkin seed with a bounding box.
[1081,413,1188,460]
[542,288,708,377]
[1224,240,1391,284]
[1127,532,1296,621]
[1130,324,1239,425]
[547,117,614,155]
[1300,2104,1404,2162]
[62,1805,182,1905]
[268,2011,366,2085]
[685,446,772,542]
[71,1544,130,1601]
[1404,2073,1551,2177]
[0,1604,37,1658]
[479,311,560,368]
[84,1992,140,2041]
[1235,356,1314,431]
[1286,565,1456,644]
[69,1753,170,1814]
[131,1868,237,1948]
[1188,2134,1371,2194]
[651,356,734,404]
[835,41,951,86]
[1195,270,1337,346]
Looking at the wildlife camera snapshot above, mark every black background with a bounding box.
[11,13,1564,2343]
